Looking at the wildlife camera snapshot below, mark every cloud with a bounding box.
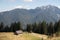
[11,0,15,1]
[8,0,33,2]
[57,6,60,8]
[24,0,32,2]
[0,5,30,12]
[14,5,30,9]
[15,6,23,8]
[7,0,15,2]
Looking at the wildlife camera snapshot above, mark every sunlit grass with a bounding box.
[22,32,41,40]
[0,32,41,40]
[0,32,60,40]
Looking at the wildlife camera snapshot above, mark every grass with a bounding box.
[0,32,60,40]
[22,32,41,40]
[0,32,41,40]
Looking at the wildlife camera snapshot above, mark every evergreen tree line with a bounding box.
[26,20,60,36]
[0,22,21,32]
[0,20,60,36]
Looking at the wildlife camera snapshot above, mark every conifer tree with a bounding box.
[41,21,47,34]
[26,24,32,32]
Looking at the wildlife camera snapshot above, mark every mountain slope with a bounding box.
[0,5,60,27]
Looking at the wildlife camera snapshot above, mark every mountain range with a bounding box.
[0,5,60,28]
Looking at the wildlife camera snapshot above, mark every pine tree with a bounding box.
[48,22,53,36]
[4,25,10,32]
[10,23,14,32]
[38,22,41,33]
[0,22,4,32]
[16,22,21,30]
[41,21,47,34]
[56,20,60,36]
[26,24,32,33]
[54,22,58,33]
[32,22,38,33]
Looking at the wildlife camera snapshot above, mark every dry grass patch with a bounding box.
[0,32,60,40]
[0,32,41,40]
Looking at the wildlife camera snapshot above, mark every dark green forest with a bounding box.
[0,20,60,36]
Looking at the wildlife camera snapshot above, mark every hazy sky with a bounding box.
[0,0,60,12]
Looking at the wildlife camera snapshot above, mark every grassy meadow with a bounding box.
[0,32,41,40]
[0,32,60,40]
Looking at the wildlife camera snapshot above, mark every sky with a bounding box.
[0,0,60,12]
